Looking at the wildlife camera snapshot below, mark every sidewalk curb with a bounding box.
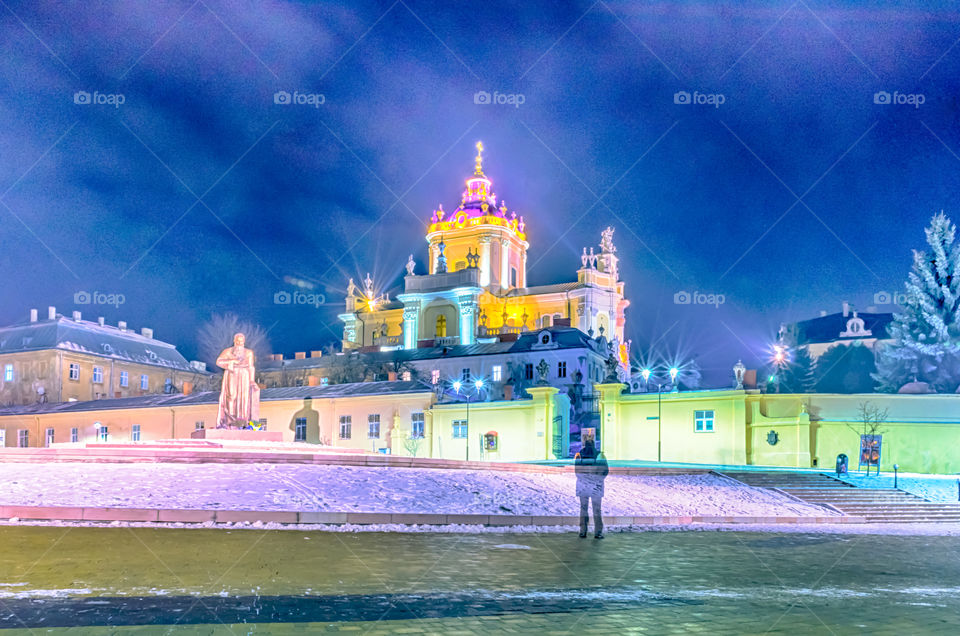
[0,505,867,526]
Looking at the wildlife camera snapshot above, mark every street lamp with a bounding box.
[453,378,485,461]
[893,464,899,489]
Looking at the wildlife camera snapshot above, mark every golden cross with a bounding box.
[474,141,484,176]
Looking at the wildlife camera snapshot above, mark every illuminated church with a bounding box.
[339,143,630,368]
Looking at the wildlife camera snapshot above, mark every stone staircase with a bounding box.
[721,471,960,523]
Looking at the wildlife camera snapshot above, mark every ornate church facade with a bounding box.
[339,143,630,368]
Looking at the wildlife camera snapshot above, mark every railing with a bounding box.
[477,325,530,337]
[374,335,402,346]
[403,268,481,293]
[435,336,460,346]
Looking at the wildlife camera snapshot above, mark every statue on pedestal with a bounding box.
[216,333,260,428]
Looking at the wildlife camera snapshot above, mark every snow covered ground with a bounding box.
[0,462,829,517]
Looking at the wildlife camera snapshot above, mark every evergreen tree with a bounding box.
[780,346,816,393]
[874,212,960,392]
[815,343,877,393]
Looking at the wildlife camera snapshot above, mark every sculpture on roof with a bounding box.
[405,255,416,276]
[216,333,260,428]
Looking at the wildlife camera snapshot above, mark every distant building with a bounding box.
[0,306,210,406]
[778,301,894,359]
[337,143,630,372]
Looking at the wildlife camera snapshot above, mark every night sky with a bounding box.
[2,1,959,386]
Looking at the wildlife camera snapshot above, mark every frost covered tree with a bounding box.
[874,212,960,392]
[197,313,272,371]
[780,346,816,393]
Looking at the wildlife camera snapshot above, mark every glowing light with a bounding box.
[641,368,651,381]
[474,379,484,390]
[452,380,462,392]
[669,366,679,380]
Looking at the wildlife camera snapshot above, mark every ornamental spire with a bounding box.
[474,141,484,177]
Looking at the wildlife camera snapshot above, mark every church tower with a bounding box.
[425,142,529,291]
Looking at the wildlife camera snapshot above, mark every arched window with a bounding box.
[436,315,447,338]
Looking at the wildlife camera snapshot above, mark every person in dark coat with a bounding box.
[575,439,609,538]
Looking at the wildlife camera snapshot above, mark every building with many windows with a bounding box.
[337,143,630,369]
[0,306,210,406]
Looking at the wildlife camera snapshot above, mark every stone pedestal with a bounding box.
[191,429,283,442]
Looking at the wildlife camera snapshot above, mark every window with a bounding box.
[93,367,104,383]
[18,430,28,448]
[258,418,268,430]
[510,267,517,287]
[320,377,330,386]
[70,427,78,443]
[411,412,425,438]
[431,369,440,384]
[461,368,471,382]
[69,363,80,381]
[3,363,12,382]
[164,378,173,393]
[368,414,380,439]
[195,421,205,430]
[119,371,129,387]
[401,371,411,381]
[132,425,141,442]
[558,361,567,378]
[524,363,534,380]
[45,427,54,447]
[452,420,468,439]
[435,314,447,338]
[295,417,307,442]
[140,375,149,390]
[492,365,502,382]
[695,410,715,433]
[339,415,352,440]
[0,429,5,447]
[98,426,109,442]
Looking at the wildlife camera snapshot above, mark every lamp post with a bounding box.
[893,464,899,489]
[453,378,484,461]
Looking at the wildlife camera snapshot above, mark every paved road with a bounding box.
[1,526,958,634]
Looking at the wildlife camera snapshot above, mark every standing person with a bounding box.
[575,436,609,539]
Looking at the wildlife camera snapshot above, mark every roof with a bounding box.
[262,327,607,372]
[0,380,434,416]
[500,282,585,297]
[792,311,894,346]
[0,317,195,372]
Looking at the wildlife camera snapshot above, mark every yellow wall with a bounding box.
[612,388,747,464]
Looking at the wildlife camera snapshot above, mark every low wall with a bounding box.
[0,505,863,526]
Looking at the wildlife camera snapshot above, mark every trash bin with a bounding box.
[836,453,849,477]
